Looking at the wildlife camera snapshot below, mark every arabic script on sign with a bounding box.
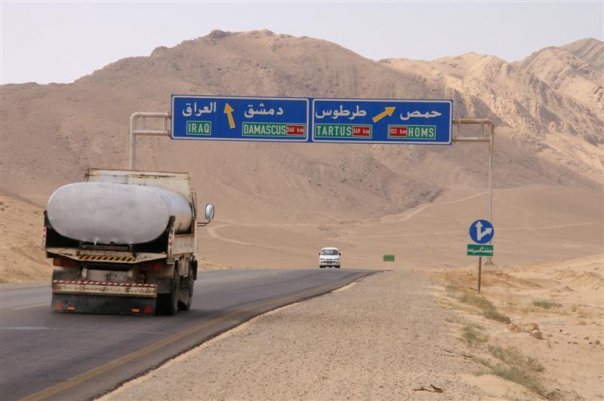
[315,105,368,120]
[182,102,217,117]
[399,110,442,121]
[244,103,285,118]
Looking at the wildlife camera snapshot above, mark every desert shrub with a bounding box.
[532,299,562,309]
[483,307,511,324]
[463,323,488,346]
[491,363,547,396]
[458,292,495,310]
[457,291,511,323]
[487,345,554,399]
[488,345,544,373]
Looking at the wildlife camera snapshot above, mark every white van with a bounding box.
[319,247,341,268]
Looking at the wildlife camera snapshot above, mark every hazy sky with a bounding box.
[1,1,602,84]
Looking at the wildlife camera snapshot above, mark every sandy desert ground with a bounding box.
[0,196,51,283]
[438,254,603,401]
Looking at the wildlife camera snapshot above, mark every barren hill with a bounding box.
[2,31,602,212]
[0,30,602,274]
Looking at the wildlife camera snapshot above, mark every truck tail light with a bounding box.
[53,257,78,268]
[131,306,154,315]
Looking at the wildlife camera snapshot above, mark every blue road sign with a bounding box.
[469,219,494,244]
[312,98,452,144]
[172,95,310,142]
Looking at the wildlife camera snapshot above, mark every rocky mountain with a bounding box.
[1,31,602,223]
[380,38,603,188]
[519,38,603,121]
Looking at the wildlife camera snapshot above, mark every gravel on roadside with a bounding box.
[100,268,484,401]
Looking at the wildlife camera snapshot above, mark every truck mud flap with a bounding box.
[52,294,156,316]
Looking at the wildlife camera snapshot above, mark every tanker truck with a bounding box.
[43,168,214,315]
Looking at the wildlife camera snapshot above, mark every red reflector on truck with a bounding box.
[144,305,154,314]
[140,261,163,272]
[53,257,78,268]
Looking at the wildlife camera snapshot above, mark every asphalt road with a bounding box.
[0,269,374,401]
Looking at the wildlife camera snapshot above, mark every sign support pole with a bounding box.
[453,119,495,264]
[477,257,482,293]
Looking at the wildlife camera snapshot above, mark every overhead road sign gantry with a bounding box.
[312,98,452,144]
[172,95,310,142]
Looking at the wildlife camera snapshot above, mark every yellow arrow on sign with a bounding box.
[372,106,396,123]
[224,103,236,129]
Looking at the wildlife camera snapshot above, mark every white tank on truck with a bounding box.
[47,182,193,244]
[44,168,214,315]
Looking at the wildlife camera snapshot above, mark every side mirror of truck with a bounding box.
[197,204,215,227]
[205,204,215,222]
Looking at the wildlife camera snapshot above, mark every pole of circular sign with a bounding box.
[477,256,482,293]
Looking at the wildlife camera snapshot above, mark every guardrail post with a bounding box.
[128,112,171,169]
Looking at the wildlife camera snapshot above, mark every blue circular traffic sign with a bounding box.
[469,219,494,244]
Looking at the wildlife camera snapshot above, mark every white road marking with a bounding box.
[1,326,49,330]
[13,303,50,310]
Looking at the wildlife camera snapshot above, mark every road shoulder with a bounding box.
[100,267,485,401]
